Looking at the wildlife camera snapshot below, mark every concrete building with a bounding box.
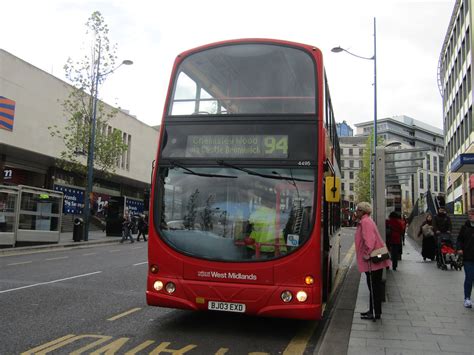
[439,0,474,213]
[339,136,366,204]
[338,136,366,225]
[0,49,159,221]
[354,115,445,214]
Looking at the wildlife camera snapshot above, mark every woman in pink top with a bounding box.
[354,202,391,320]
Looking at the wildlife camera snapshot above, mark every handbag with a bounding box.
[421,224,434,238]
[370,246,390,263]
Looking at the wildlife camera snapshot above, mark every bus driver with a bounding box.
[245,193,287,256]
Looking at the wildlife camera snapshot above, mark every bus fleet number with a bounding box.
[298,161,311,166]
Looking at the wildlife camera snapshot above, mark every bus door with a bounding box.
[321,180,331,301]
[322,174,341,301]
[0,185,19,247]
[275,182,313,251]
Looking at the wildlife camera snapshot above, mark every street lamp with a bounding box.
[83,54,133,241]
[332,17,377,209]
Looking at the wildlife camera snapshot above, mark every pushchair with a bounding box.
[436,234,463,271]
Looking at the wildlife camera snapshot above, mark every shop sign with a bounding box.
[3,167,28,185]
[125,197,144,215]
[54,184,84,214]
[92,192,110,218]
[3,169,12,180]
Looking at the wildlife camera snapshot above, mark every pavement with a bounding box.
[319,227,474,355]
[0,229,122,256]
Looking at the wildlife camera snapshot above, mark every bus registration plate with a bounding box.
[208,301,246,313]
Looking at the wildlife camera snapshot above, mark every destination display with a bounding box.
[185,135,288,158]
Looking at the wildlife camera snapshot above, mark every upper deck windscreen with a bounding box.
[168,43,317,116]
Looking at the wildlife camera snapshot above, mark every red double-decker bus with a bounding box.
[147,39,342,320]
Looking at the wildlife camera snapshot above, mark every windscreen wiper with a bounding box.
[171,161,237,179]
[217,160,312,182]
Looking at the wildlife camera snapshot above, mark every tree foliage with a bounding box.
[354,132,384,203]
[49,11,128,178]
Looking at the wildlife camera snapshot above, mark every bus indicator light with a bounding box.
[150,264,159,274]
[153,281,164,291]
[296,291,308,302]
[305,276,314,285]
[281,291,293,303]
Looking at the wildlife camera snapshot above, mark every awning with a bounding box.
[451,153,474,172]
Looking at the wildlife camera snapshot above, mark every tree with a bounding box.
[49,11,128,179]
[355,132,384,203]
[402,197,412,216]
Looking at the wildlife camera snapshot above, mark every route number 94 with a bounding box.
[264,136,288,155]
[298,161,311,166]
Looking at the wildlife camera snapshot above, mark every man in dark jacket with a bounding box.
[433,207,452,247]
[458,208,474,308]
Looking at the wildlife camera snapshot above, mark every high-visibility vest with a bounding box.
[249,206,286,253]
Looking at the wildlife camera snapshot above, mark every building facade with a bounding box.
[0,49,159,218]
[354,115,445,214]
[336,120,354,137]
[339,136,366,204]
[439,0,474,213]
[338,136,366,225]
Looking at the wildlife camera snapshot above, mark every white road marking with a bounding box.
[7,261,32,266]
[107,307,142,321]
[83,253,97,256]
[0,271,102,294]
[45,256,69,261]
[133,261,147,266]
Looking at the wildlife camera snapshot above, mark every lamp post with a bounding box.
[332,17,377,210]
[83,51,133,241]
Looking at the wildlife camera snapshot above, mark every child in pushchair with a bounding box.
[436,234,463,270]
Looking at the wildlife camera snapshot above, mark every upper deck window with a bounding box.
[169,44,316,116]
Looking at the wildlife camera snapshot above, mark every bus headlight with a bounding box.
[153,280,163,291]
[296,291,308,302]
[280,290,293,303]
[165,282,176,294]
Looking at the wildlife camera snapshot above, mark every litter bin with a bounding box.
[73,217,84,242]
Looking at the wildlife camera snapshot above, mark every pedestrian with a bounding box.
[402,214,408,245]
[354,202,391,320]
[120,210,134,243]
[433,206,452,253]
[457,208,474,308]
[418,213,436,261]
[386,211,404,270]
[136,214,148,242]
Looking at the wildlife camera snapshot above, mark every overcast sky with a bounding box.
[2,0,455,130]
